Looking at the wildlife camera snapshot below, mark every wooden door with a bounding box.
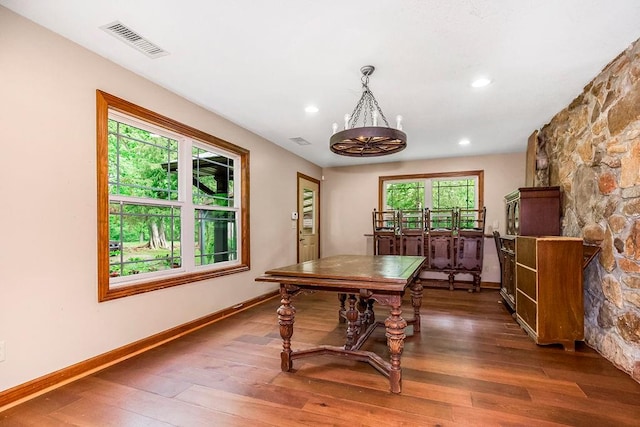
[297,173,320,262]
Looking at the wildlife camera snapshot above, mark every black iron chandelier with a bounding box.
[330,65,407,157]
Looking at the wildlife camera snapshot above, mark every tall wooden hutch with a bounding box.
[498,186,562,311]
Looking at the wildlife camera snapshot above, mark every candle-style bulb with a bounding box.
[332,122,338,134]
[344,114,350,130]
[372,110,378,126]
[396,115,403,130]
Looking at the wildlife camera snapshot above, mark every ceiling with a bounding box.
[3,1,640,168]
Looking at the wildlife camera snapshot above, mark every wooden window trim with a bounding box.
[97,90,250,302]
[378,170,484,211]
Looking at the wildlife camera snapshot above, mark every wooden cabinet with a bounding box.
[515,236,584,351]
[500,187,562,311]
[505,187,561,236]
[498,235,516,311]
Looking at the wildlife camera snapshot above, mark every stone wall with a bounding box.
[536,38,640,381]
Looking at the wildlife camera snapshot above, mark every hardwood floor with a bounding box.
[2,287,640,426]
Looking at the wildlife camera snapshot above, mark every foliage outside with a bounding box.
[385,178,478,229]
[108,119,237,278]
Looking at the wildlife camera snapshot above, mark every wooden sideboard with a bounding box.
[515,236,584,351]
[500,187,562,311]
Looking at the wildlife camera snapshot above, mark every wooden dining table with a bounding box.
[255,254,426,393]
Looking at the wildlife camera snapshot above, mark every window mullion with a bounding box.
[424,179,433,208]
[180,138,195,270]
[232,157,241,260]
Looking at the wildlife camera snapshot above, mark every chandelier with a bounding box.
[330,65,407,157]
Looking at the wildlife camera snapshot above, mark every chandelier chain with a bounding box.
[369,88,391,127]
[348,77,391,128]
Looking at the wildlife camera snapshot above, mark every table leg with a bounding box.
[357,295,368,333]
[338,293,347,324]
[385,296,407,394]
[410,278,423,332]
[277,287,296,372]
[345,294,358,350]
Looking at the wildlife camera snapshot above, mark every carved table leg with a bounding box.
[385,296,407,394]
[357,295,369,334]
[448,272,455,290]
[410,278,423,332]
[367,299,375,324]
[338,293,347,324]
[345,294,358,350]
[474,274,481,292]
[277,286,296,372]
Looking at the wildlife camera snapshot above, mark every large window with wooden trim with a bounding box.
[97,91,250,301]
[379,170,484,214]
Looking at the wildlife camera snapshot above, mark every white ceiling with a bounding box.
[3,0,640,167]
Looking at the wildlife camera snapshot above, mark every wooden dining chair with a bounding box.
[399,209,425,256]
[372,209,400,255]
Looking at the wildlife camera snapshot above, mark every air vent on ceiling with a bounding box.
[100,21,169,59]
[290,137,311,146]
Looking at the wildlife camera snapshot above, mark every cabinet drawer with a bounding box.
[516,290,537,334]
[516,236,537,268]
[516,264,537,300]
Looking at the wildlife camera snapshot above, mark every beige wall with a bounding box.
[320,152,526,282]
[0,7,320,392]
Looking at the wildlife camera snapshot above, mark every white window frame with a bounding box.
[190,140,242,270]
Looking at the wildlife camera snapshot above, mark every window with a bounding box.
[379,170,484,214]
[97,91,250,301]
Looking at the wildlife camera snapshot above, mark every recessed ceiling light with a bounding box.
[305,105,319,113]
[459,139,471,146]
[471,78,491,88]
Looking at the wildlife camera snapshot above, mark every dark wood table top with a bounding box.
[256,255,426,292]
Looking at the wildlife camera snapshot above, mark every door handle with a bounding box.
[299,238,305,242]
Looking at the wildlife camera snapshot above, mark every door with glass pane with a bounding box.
[297,173,320,262]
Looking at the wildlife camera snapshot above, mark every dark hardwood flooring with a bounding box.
[2,287,640,426]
